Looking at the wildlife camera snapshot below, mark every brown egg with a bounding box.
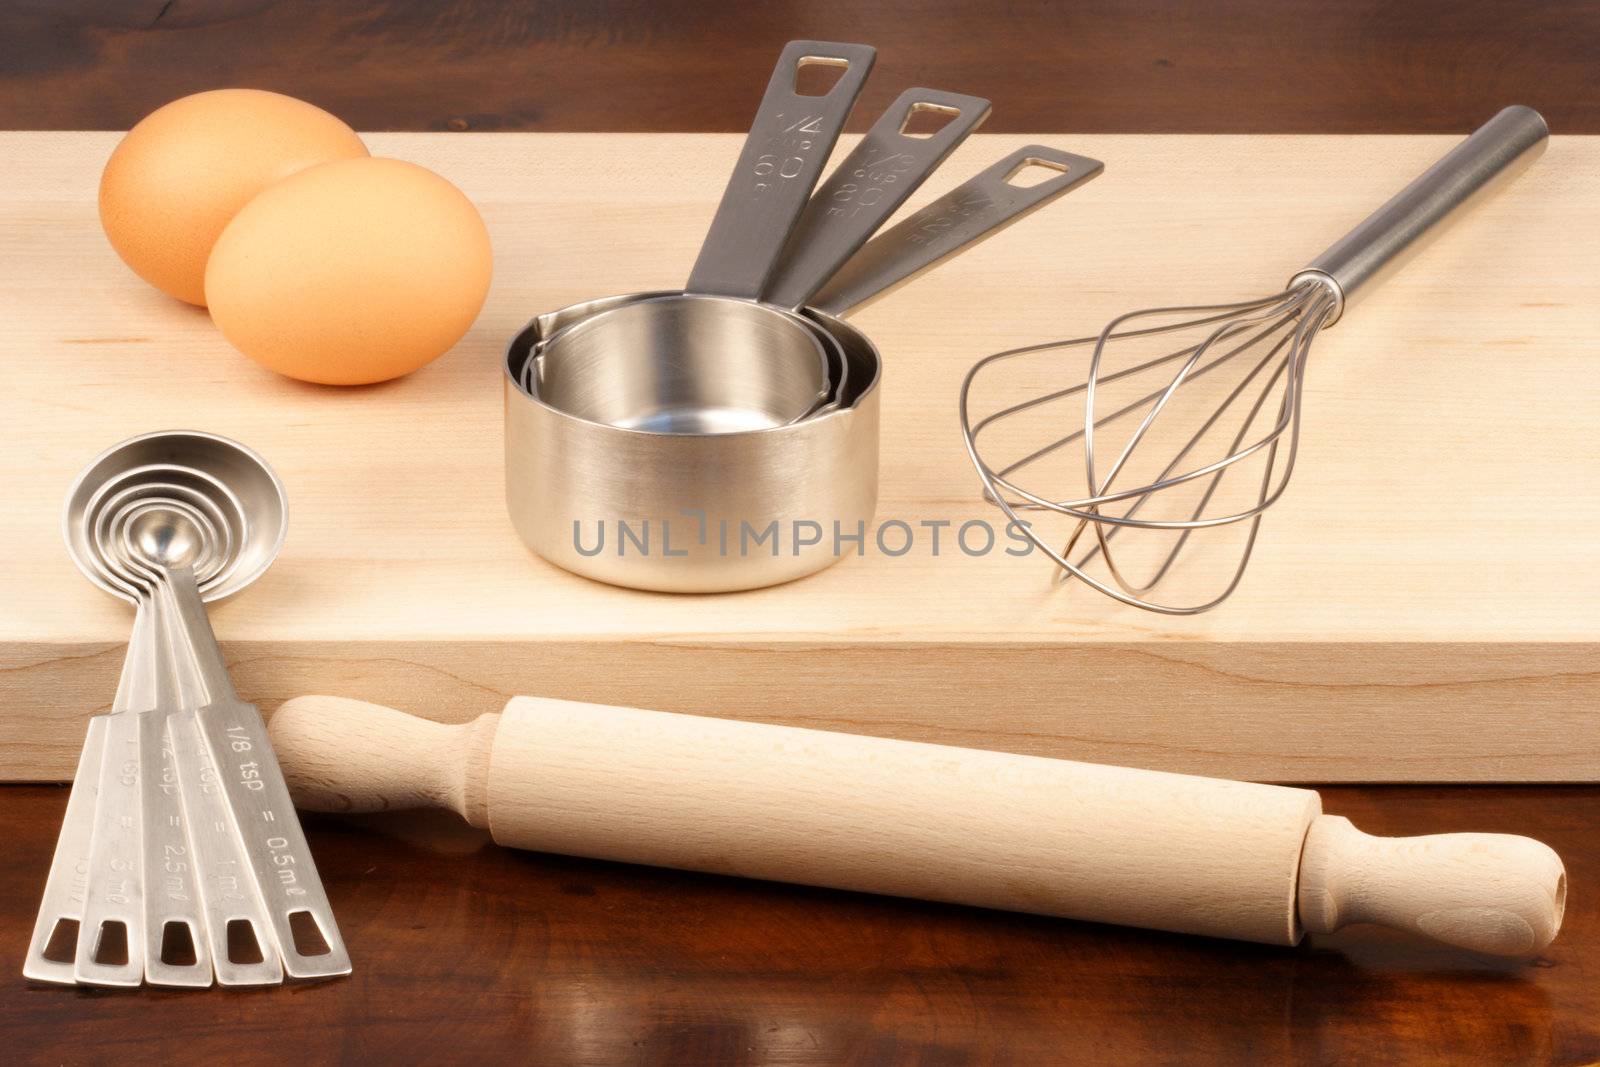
[205,157,493,385]
[99,89,368,305]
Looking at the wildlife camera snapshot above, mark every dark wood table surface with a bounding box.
[3,2,1597,1063]
[3,784,1596,1065]
[3,0,1599,133]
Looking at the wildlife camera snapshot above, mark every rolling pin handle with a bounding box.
[1296,814,1566,956]
[269,696,498,828]
[268,696,1569,958]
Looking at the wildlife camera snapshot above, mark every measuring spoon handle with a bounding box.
[686,40,876,299]
[128,593,214,988]
[22,716,106,984]
[810,145,1104,317]
[763,88,990,310]
[163,569,352,980]
[72,603,159,987]
[169,710,286,985]
[154,577,285,985]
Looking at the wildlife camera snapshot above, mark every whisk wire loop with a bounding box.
[960,279,1337,614]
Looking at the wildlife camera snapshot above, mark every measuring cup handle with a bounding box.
[686,40,876,299]
[809,145,1104,317]
[762,87,991,310]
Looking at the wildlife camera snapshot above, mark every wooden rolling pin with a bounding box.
[269,695,1566,956]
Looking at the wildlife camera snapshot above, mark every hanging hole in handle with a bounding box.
[1004,157,1071,187]
[794,55,850,97]
[159,920,198,966]
[41,918,79,963]
[91,919,129,966]
[899,102,961,139]
[226,918,265,964]
[287,909,331,957]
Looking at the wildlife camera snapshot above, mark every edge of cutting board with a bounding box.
[4,132,1598,782]
[4,638,1593,783]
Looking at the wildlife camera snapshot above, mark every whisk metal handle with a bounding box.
[1294,105,1548,325]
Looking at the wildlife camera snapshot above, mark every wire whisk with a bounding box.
[962,281,1337,614]
[961,106,1548,614]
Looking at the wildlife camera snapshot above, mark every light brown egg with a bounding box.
[205,157,493,385]
[98,89,368,306]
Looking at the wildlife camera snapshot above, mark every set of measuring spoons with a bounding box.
[24,431,349,987]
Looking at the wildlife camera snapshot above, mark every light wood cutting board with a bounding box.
[2,131,1596,783]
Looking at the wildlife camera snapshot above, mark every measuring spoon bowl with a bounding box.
[65,431,287,605]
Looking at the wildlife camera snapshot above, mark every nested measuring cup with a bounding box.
[530,40,875,433]
[532,80,994,432]
[507,146,1103,591]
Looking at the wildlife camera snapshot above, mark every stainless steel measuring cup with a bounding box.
[531,82,992,429]
[532,40,874,433]
[506,146,1104,592]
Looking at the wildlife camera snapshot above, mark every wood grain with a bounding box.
[6,10,1595,1060]
[11,639,1600,784]
[1,1,1597,134]
[3,781,1596,1065]
[269,695,1567,954]
[3,130,1597,782]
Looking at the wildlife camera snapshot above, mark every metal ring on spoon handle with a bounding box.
[810,145,1106,317]
[159,565,352,979]
[686,40,876,298]
[762,87,991,310]
[1289,104,1548,325]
